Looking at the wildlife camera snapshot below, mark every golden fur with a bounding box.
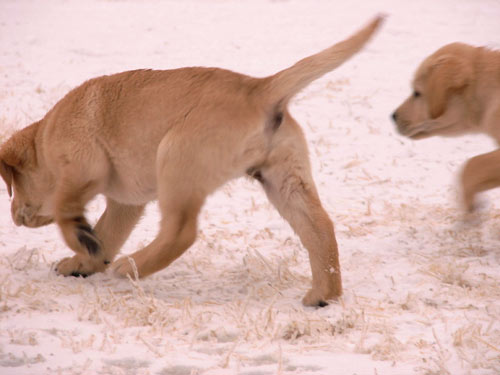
[0,17,382,306]
[393,42,500,211]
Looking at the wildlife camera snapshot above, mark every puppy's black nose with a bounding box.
[391,112,398,122]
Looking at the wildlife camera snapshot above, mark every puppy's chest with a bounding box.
[106,168,157,205]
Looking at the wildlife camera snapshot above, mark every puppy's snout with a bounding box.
[12,203,36,227]
[12,209,24,226]
[391,111,398,123]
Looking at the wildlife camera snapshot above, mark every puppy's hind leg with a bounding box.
[56,199,145,277]
[255,119,341,307]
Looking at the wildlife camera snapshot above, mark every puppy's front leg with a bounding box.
[461,149,500,212]
[112,194,203,279]
[56,198,145,277]
[52,165,105,274]
[112,134,206,278]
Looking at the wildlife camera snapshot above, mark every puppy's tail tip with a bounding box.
[260,14,385,106]
[372,13,388,27]
[368,14,388,36]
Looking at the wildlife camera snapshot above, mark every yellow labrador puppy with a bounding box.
[0,17,383,306]
[392,43,500,211]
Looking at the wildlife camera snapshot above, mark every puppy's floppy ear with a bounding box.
[0,141,26,197]
[425,54,473,118]
[0,159,13,197]
[0,123,39,197]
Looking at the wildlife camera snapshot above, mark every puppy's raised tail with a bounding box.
[260,16,384,106]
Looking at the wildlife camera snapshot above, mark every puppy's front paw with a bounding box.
[58,216,101,256]
[462,188,477,214]
[460,198,487,229]
[460,155,494,214]
[55,254,109,277]
[111,256,140,279]
[74,217,101,255]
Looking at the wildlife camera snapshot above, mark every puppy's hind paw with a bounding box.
[302,288,337,308]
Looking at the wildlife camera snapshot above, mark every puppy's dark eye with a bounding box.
[413,90,421,98]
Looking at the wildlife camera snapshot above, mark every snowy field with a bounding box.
[1,0,499,374]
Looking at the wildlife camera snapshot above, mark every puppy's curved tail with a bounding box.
[260,15,384,106]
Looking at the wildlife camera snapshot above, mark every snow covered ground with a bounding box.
[1,0,499,374]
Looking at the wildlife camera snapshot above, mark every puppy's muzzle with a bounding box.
[13,205,53,228]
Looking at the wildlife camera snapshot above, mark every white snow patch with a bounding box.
[1,0,499,374]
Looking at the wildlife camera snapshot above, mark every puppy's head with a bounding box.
[392,43,475,139]
[0,122,54,228]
